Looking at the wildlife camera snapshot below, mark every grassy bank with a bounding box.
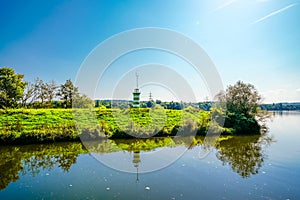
[0,109,77,144]
[0,108,259,144]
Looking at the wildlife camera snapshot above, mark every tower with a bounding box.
[147,91,154,108]
[149,91,153,101]
[132,72,141,108]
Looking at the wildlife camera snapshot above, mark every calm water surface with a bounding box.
[0,111,299,199]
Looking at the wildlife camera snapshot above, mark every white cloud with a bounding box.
[251,3,297,25]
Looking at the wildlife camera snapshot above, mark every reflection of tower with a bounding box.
[132,72,141,108]
[132,150,141,182]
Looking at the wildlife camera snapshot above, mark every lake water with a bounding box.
[0,111,299,199]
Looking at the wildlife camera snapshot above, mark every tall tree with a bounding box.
[44,80,57,107]
[218,81,262,117]
[21,81,35,107]
[26,78,58,108]
[0,67,26,108]
[33,77,46,104]
[216,81,267,134]
[58,79,79,108]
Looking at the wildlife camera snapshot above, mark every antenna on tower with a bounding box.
[135,72,139,89]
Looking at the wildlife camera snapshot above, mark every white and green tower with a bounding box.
[132,72,141,108]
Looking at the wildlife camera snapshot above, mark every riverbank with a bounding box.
[0,108,260,144]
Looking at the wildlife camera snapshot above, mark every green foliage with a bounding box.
[57,79,79,108]
[146,100,154,108]
[224,112,260,135]
[0,109,78,143]
[0,67,266,139]
[0,142,87,190]
[73,94,95,108]
[0,108,212,143]
[0,105,265,144]
[0,67,26,108]
[261,102,300,111]
[217,81,267,134]
[219,81,261,117]
[0,132,273,191]
[198,101,213,111]
[21,77,94,109]
[216,135,265,178]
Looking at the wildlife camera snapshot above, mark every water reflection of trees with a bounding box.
[0,143,86,190]
[87,134,273,179]
[214,133,273,178]
[0,134,273,190]
[85,137,198,153]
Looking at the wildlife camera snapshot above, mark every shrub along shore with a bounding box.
[0,107,261,144]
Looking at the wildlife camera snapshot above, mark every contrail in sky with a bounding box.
[251,3,297,25]
[212,0,238,12]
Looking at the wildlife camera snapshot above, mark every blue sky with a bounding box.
[0,0,299,103]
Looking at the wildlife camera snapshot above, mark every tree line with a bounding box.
[0,66,213,110]
[0,67,93,109]
[1,66,267,116]
[260,102,300,111]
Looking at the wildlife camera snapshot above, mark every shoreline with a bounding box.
[0,108,261,145]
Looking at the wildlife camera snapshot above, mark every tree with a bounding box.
[216,81,268,134]
[95,100,100,108]
[155,99,162,104]
[146,100,154,108]
[58,79,79,108]
[0,67,26,108]
[44,80,57,107]
[21,81,35,107]
[219,81,261,118]
[73,94,94,108]
[33,77,46,104]
[23,78,58,108]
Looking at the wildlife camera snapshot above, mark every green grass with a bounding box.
[0,109,77,143]
[0,107,247,144]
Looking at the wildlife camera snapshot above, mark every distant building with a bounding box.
[132,72,141,108]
